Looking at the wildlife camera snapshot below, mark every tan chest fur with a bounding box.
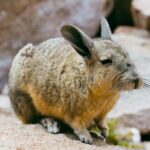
[73,91,120,128]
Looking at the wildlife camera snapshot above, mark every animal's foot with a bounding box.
[101,127,109,139]
[89,122,107,142]
[41,117,60,134]
[96,119,109,142]
[90,130,106,141]
[74,128,93,144]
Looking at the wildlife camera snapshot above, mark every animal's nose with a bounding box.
[132,78,139,89]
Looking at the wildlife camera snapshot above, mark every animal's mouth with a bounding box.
[114,74,143,91]
[132,77,143,89]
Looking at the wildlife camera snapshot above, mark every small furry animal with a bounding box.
[9,17,143,144]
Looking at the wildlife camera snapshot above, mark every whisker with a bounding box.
[143,87,150,95]
[143,79,150,83]
[142,78,150,87]
[144,81,150,85]
[143,78,150,81]
[144,83,150,88]
[141,73,150,76]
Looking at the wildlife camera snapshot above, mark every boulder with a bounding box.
[0,55,12,93]
[120,109,150,135]
[114,26,150,38]
[0,0,111,55]
[0,0,113,92]
[144,142,150,150]
[132,0,150,30]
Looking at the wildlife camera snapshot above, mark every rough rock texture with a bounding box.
[0,0,105,55]
[0,55,12,93]
[114,26,150,38]
[132,0,150,30]
[0,96,131,150]
[144,142,150,150]
[120,109,150,135]
[0,0,112,93]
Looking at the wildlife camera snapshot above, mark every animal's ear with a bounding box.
[101,17,112,40]
[61,25,93,59]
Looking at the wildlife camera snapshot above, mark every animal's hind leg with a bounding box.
[9,90,41,124]
[68,121,93,144]
[40,117,61,134]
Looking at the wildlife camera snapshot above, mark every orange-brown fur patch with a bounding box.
[27,84,120,128]
[27,86,69,122]
[17,115,28,124]
[75,91,120,128]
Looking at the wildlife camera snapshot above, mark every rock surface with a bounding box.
[120,109,150,135]
[132,0,150,30]
[0,0,105,55]
[144,142,150,150]
[0,55,12,93]
[0,96,131,150]
[114,26,150,38]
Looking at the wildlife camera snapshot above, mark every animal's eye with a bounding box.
[127,63,131,67]
[101,59,112,66]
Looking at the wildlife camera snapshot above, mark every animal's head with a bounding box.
[61,17,143,93]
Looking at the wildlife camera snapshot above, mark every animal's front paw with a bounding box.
[74,128,93,144]
[79,134,93,144]
[41,118,60,134]
[97,119,109,141]
[89,123,107,142]
[101,127,109,139]
[90,130,105,141]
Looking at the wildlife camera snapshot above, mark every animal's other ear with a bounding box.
[101,17,112,40]
[61,25,93,59]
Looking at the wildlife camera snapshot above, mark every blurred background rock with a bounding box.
[0,0,150,149]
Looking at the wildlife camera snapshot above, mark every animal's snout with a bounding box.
[132,78,139,89]
[132,77,143,89]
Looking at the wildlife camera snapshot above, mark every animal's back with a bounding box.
[9,37,85,122]
[9,37,76,91]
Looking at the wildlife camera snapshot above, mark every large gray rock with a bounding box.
[0,0,112,93]
[0,0,108,55]
[0,55,12,93]
[114,26,150,38]
[144,142,150,150]
[120,109,150,135]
